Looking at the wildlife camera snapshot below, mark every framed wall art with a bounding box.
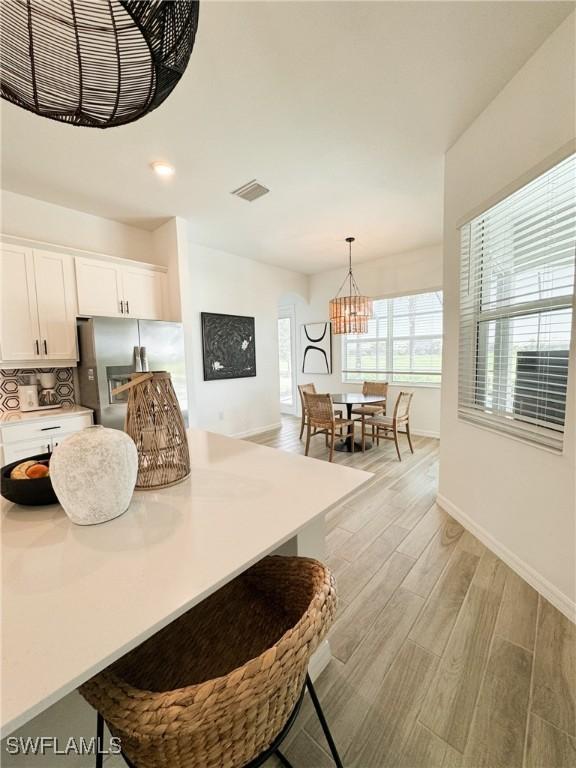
[201,313,257,381]
[301,322,332,374]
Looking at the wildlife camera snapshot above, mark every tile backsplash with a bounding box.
[0,368,76,412]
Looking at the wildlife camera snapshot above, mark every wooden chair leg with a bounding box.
[329,427,335,462]
[393,425,402,461]
[406,422,414,453]
[305,422,312,456]
[350,423,355,455]
[361,418,366,452]
[299,413,305,440]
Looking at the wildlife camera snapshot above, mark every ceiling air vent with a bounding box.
[231,179,270,202]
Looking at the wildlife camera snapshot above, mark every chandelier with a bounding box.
[0,1,200,129]
[329,237,373,334]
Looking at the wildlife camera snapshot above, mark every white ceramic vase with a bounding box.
[50,425,138,525]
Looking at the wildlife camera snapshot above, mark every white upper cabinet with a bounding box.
[1,244,168,366]
[0,245,40,361]
[33,250,77,360]
[0,245,76,365]
[76,257,123,317]
[122,266,165,320]
[76,257,165,320]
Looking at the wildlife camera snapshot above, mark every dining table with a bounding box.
[329,393,387,452]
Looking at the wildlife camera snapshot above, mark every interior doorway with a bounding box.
[278,305,297,415]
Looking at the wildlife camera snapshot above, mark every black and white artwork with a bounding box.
[301,322,332,374]
[201,312,256,381]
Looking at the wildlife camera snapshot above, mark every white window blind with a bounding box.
[458,153,576,451]
[342,290,443,384]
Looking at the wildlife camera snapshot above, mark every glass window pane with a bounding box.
[394,315,410,336]
[278,317,293,407]
[342,290,443,383]
[393,340,410,371]
[414,313,442,336]
[412,338,442,371]
[477,308,571,429]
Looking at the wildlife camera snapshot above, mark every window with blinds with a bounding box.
[342,290,443,384]
[458,153,575,451]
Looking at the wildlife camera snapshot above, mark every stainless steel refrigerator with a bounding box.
[76,317,188,430]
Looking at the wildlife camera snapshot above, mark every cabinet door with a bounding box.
[3,439,51,464]
[34,250,77,360]
[76,257,123,318]
[121,267,165,320]
[0,244,41,362]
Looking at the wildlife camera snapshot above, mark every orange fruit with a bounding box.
[25,463,50,479]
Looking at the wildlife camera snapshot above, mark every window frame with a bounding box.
[457,155,575,453]
[341,288,443,386]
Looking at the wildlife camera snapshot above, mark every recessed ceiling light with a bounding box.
[151,161,175,178]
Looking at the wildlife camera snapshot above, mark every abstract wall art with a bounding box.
[201,313,257,381]
[301,322,332,374]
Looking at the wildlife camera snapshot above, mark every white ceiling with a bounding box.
[1,1,573,274]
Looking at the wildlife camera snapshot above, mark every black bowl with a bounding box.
[1,453,58,506]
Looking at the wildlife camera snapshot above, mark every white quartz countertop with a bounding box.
[0,405,93,426]
[1,429,371,737]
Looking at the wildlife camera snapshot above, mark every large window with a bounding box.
[458,153,575,451]
[342,290,443,384]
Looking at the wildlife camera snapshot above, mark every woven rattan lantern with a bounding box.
[0,0,199,129]
[329,237,373,334]
[112,372,190,490]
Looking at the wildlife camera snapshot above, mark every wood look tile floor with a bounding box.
[249,417,576,768]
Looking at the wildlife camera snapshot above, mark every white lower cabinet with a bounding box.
[0,411,93,467]
[2,439,52,464]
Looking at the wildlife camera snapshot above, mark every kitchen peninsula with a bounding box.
[1,428,370,739]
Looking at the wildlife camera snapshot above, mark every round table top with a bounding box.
[329,393,386,405]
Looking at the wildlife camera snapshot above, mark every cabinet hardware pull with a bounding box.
[120,300,124,314]
[40,426,61,431]
[126,300,129,314]
[35,339,40,355]
[43,339,48,354]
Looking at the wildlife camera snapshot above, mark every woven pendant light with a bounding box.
[1,0,199,129]
[329,237,373,334]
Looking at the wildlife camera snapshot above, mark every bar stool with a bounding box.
[81,556,343,768]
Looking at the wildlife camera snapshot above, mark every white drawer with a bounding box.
[3,439,53,465]
[0,414,92,445]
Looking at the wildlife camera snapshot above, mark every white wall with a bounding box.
[184,238,308,437]
[299,244,443,437]
[1,190,154,262]
[439,14,576,618]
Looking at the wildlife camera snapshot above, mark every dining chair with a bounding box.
[351,381,388,419]
[362,391,414,461]
[351,382,388,451]
[297,383,316,440]
[303,392,356,462]
[298,383,342,440]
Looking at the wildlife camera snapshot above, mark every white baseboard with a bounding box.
[437,493,576,623]
[230,422,282,439]
[411,428,440,439]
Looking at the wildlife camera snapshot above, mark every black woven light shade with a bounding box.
[1,0,199,128]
